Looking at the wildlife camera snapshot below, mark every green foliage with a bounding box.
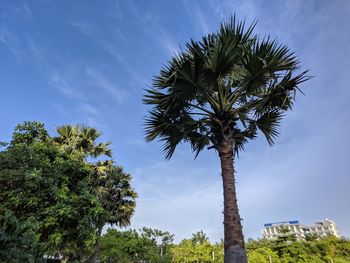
[0,123,101,261]
[0,210,40,263]
[246,236,350,263]
[191,230,209,244]
[171,238,218,263]
[52,124,137,262]
[99,228,174,263]
[53,125,112,158]
[144,16,309,159]
[98,229,350,263]
[248,247,280,263]
[53,124,137,231]
[0,121,137,261]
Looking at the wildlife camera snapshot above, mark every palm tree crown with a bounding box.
[53,125,112,158]
[144,17,309,158]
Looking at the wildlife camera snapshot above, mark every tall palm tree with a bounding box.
[144,17,309,263]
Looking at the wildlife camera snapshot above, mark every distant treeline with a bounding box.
[98,228,350,263]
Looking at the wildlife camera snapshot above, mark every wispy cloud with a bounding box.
[159,31,181,57]
[12,3,33,19]
[97,42,147,85]
[69,21,148,85]
[210,0,257,21]
[50,74,104,130]
[1,2,33,20]
[0,27,24,63]
[49,72,83,100]
[183,0,210,34]
[26,36,50,68]
[86,67,128,104]
[78,103,98,115]
[67,22,93,35]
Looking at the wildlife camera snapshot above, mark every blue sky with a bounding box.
[1,0,350,242]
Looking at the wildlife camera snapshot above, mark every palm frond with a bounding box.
[254,111,283,145]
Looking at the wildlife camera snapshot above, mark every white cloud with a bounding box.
[49,72,83,100]
[86,67,128,103]
[69,21,148,86]
[78,103,98,115]
[0,27,24,63]
[159,31,181,57]
[67,22,93,35]
[183,0,210,34]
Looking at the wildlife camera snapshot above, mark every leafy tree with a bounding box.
[171,231,216,263]
[0,122,101,262]
[140,227,174,261]
[171,239,196,263]
[192,230,209,244]
[53,124,137,262]
[0,210,40,262]
[99,228,174,263]
[99,229,139,263]
[0,121,137,262]
[246,236,350,263]
[212,242,225,263]
[144,16,309,262]
[248,247,280,263]
[305,233,320,242]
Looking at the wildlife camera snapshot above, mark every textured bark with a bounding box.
[89,241,99,263]
[219,141,247,263]
[89,228,102,263]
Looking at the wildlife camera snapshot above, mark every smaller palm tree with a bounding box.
[53,125,112,158]
[53,125,136,263]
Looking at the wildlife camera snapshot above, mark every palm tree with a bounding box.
[53,125,112,158]
[144,17,309,263]
[89,165,137,263]
[53,125,136,262]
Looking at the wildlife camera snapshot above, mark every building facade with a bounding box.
[261,219,341,240]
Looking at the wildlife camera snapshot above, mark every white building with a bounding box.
[261,219,341,240]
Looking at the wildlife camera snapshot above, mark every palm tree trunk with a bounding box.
[219,143,247,263]
[89,240,100,263]
[89,227,102,263]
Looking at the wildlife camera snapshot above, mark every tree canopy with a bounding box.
[0,121,136,262]
[144,16,309,159]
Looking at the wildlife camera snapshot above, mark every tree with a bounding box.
[144,16,309,263]
[53,125,112,158]
[247,247,280,263]
[191,230,209,245]
[0,121,137,262]
[171,231,218,263]
[140,227,174,261]
[99,228,174,263]
[0,122,102,262]
[53,125,137,262]
[99,229,139,263]
[246,235,350,263]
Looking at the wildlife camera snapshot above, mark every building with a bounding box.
[261,219,341,240]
